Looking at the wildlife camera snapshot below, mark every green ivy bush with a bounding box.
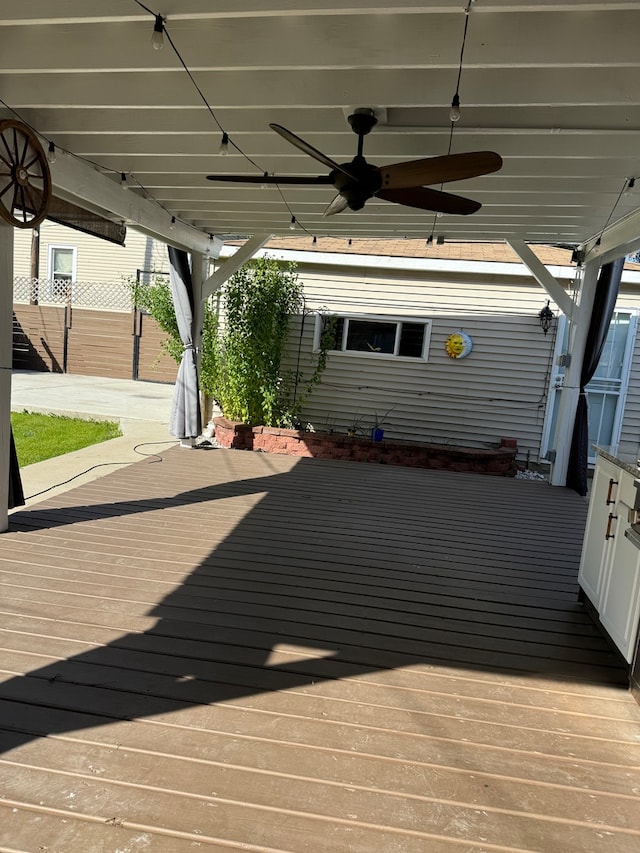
[130,258,333,429]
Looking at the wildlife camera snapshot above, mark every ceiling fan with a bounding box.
[206,108,502,217]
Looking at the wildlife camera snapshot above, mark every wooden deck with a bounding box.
[1,447,639,852]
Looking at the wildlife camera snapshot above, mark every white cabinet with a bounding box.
[578,454,640,663]
[578,455,621,605]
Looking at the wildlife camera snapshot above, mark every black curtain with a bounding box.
[167,246,201,439]
[566,257,625,495]
[9,428,24,509]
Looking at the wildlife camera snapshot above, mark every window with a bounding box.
[47,245,76,300]
[314,313,432,361]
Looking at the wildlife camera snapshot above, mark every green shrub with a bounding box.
[130,258,332,428]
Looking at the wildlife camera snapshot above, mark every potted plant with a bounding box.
[370,407,394,442]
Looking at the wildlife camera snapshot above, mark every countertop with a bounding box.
[594,446,640,478]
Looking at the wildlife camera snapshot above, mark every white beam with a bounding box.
[507,240,575,319]
[583,206,640,266]
[48,149,222,258]
[550,258,600,487]
[202,233,272,301]
[0,224,13,531]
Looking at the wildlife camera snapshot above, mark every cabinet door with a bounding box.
[599,506,640,662]
[578,456,620,606]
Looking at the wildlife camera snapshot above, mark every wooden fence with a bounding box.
[12,303,176,383]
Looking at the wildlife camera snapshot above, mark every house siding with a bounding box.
[13,223,167,284]
[283,265,562,464]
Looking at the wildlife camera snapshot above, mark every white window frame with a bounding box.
[313,312,432,362]
[46,244,77,300]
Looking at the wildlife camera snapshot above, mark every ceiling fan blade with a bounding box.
[269,123,356,180]
[206,174,332,185]
[323,194,349,217]
[377,186,481,215]
[380,151,502,190]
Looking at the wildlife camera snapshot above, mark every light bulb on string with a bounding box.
[47,142,56,165]
[218,133,229,155]
[449,93,461,123]
[170,216,176,230]
[289,215,297,231]
[261,172,269,190]
[624,177,636,196]
[312,236,317,246]
[152,15,164,50]
[120,172,128,190]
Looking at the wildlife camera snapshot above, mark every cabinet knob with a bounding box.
[606,478,619,505]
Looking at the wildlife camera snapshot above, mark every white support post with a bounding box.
[507,240,576,320]
[549,258,600,486]
[0,224,14,531]
[202,233,272,301]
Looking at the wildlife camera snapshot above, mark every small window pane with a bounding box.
[346,319,396,354]
[52,248,74,276]
[398,322,425,357]
[322,316,344,350]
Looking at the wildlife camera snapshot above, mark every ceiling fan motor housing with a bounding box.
[331,156,382,210]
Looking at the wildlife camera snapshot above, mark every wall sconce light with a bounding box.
[538,300,554,336]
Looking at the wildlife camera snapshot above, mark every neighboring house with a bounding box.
[12,226,640,468]
[222,238,640,469]
[12,222,177,381]
[13,221,168,302]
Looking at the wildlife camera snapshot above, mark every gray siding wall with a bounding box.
[285,264,563,464]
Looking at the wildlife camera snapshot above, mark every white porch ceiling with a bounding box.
[1,1,640,254]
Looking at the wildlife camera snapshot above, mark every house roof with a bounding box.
[225,237,640,272]
[1,2,639,262]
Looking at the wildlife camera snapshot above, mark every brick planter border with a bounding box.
[213,417,517,476]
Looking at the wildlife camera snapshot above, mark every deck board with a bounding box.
[1,448,639,852]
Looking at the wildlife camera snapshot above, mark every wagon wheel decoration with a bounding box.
[0,119,52,228]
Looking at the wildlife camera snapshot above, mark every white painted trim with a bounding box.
[48,144,222,258]
[218,244,579,281]
[507,239,576,319]
[550,259,601,486]
[203,233,272,300]
[219,243,640,286]
[47,243,77,282]
[0,224,13,531]
[313,312,433,362]
[584,207,640,266]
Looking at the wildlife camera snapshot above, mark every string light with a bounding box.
[170,216,176,230]
[120,172,128,189]
[47,141,56,165]
[218,132,229,155]
[312,235,317,246]
[624,177,636,196]
[151,14,164,50]
[449,93,461,123]
[261,172,269,189]
[289,215,297,230]
[448,1,473,124]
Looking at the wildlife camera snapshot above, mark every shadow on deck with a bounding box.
[0,448,638,852]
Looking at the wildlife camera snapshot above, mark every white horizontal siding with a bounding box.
[284,269,562,463]
[13,222,168,283]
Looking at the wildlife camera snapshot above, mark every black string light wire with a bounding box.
[591,178,630,249]
[132,1,322,235]
[427,0,474,246]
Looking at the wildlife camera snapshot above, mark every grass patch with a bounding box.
[11,411,121,466]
